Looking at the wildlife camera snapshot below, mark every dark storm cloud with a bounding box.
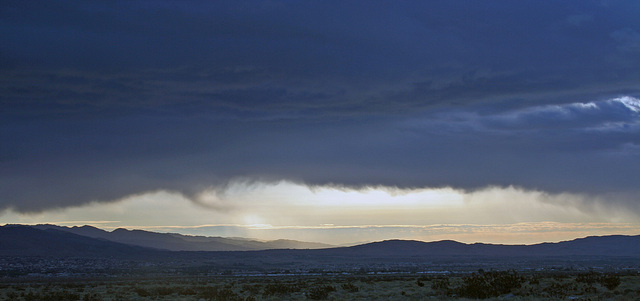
[2,1,640,211]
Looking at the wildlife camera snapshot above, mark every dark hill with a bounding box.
[0,225,157,258]
[331,239,470,256]
[322,235,640,257]
[32,224,332,251]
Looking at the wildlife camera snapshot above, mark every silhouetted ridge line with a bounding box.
[0,225,157,258]
[2,224,639,258]
[29,224,333,251]
[329,235,640,257]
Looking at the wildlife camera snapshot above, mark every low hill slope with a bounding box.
[32,224,332,251]
[324,235,640,257]
[0,225,156,258]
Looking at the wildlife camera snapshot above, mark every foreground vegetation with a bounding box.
[1,270,639,300]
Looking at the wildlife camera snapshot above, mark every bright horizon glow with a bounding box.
[2,181,638,245]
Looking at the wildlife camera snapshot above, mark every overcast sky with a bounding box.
[2,1,640,244]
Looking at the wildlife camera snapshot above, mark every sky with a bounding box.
[2,1,640,245]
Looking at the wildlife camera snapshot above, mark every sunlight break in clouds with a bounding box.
[2,181,638,245]
[617,96,640,112]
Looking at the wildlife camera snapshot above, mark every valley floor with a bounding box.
[1,271,639,300]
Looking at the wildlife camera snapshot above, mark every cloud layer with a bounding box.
[2,1,640,212]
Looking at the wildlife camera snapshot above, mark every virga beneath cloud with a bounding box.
[2,182,637,244]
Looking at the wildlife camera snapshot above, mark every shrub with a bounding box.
[155,286,174,296]
[307,285,336,300]
[199,286,245,301]
[431,276,451,295]
[576,271,621,291]
[263,282,298,296]
[83,293,103,301]
[599,274,621,291]
[133,287,150,297]
[178,287,197,295]
[241,284,262,295]
[341,282,359,292]
[543,281,573,299]
[457,270,524,299]
[576,271,600,284]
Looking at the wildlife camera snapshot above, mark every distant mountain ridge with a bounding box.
[330,236,640,257]
[30,224,333,251]
[1,224,639,259]
[0,225,155,258]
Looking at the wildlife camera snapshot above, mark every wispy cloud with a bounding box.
[43,220,121,225]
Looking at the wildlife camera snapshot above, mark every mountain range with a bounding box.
[1,224,639,259]
[319,236,640,257]
[0,225,152,258]
[29,224,332,251]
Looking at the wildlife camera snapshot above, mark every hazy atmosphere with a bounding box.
[2,1,640,245]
